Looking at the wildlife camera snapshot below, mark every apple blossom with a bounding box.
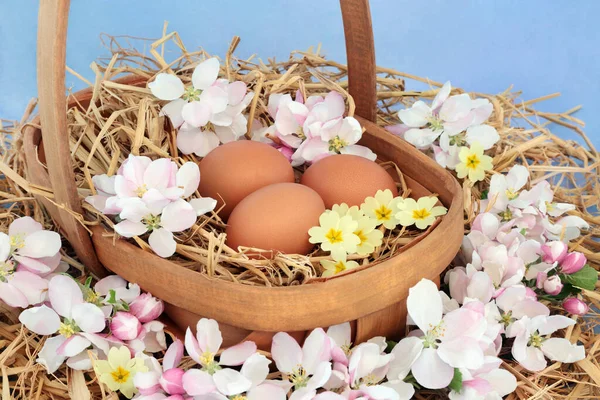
[487,165,529,212]
[563,298,589,316]
[540,241,568,264]
[511,315,584,371]
[111,311,143,341]
[560,252,587,274]
[449,356,517,400]
[130,293,165,323]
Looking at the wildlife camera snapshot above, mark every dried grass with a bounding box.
[0,32,599,398]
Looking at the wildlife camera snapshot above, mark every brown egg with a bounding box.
[199,141,295,219]
[300,154,398,208]
[226,183,325,257]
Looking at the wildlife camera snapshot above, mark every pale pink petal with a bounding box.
[480,368,517,397]
[177,125,202,155]
[94,275,127,295]
[398,101,430,127]
[411,348,454,389]
[161,98,186,128]
[210,110,234,127]
[227,81,247,105]
[340,145,377,161]
[0,281,29,308]
[72,303,106,333]
[534,315,576,335]
[302,328,332,375]
[196,318,223,354]
[296,138,329,162]
[57,334,91,357]
[182,101,211,128]
[149,74,185,100]
[144,158,175,192]
[289,387,317,400]
[404,128,440,149]
[512,299,549,319]
[14,253,59,275]
[141,321,167,353]
[324,91,346,118]
[437,336,485,369]
[431,81,452,110]
[148,228,177,258]
[37,335,67,373]
[9,216,43,237]
[271,332,303,374]
[48,275,83,318]
[66,350,95,370]
[306,361,332,390]
[114,220,148,238]
[18,230,61,258]
[469,98,493,125]
[519,346,547,372]
[8,271,48,305]
[327,323,351,348]
[189,130,220,157]
[142,188,172,215]
[440,93,472,122]
[192,58,220,90]
[176,162,201,198]
[162,339,184,370]
[407,279,443,333]
[276,104,303,135]
[387,336,423,381]
[220,341,257,366]
[189,197,217,216]
[240,353,270,387]
[161,200,196,232]
[19,305,60,335]
[214,124,236,143]
[213,368,252,396]
[247,384,287,400]
[465,125,499,150]
[185,328,202,364]
[182,369,216,395]
[134,371,161,395]
[541,338,585,363]
[201,86,228,114]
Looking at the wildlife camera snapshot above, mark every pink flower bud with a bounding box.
[160,368,185,395]
[276,145,294,162]
[540,241,568,264]
[563,298,589,316]
[560,252,587,274]
[543,275,563,296]
[130,293,164,323]
[110,312,143,341]
[536,272,548,289]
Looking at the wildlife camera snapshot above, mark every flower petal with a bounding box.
[48,275,83,318]
[411,348,454,389]
[176,162,201,198]
[196,318,223,354]
[72,303,106,333]
[407,279,443,333]
[387,336,424,381]
[241,353,270,387]
[182,101,211,128]
[0,280,29,308]
[19,305,60,335]
[213,368,252,396]
[437,336,485,369]
[247,383,287,400]
[271,332,303,374]
[161,199,197,233]
[7,271,48,305]
[148,228,177,258]
[220,341,257,366]
[161,98,186,128]
[189,197,217,216]
[149,73,185,101]
[183,369,216,396]
[37,335,67,373]
[19,230,61,258]
[114,220,148,238]
[465,125,499,150]
[9,216,43,236]
[541,338,585,363]
[398,101,431,127]
[192,58,220,90]
[57,335,91,357]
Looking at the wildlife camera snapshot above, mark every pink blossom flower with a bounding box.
[486,286,549,338]
[271,328,333,399]
[560,252,587,274]
[130,293,165,323]
[395,279,486,389]
[563,298,589,316]
[487,165,529,212]
[111,311,143,341]
[135,339,184,396]
[18,275,107,373]
[448,356,517,400]
[540,241,568,264]
[511,315,584,371]
[538,274,563,296]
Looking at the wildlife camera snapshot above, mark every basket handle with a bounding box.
[36,0,377,276]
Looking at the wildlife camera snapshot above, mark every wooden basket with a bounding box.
[23,0,464,348]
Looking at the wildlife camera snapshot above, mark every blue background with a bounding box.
[0,1,598,148]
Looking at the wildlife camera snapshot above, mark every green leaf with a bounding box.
[538,283,580,302]
[107,289,117,304]
[480,190,489,200]
[385,340,398,353]
[84,276,93,288]
[562,265,598,291]
[448,368,463,393]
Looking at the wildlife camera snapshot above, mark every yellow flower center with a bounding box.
[545,201,554,212]
[361,373,380,386]
[110,366,131,384]
[231,396,247,400]
[85,290,100,304]
[296,126,306,140]
[355,229,368,245]
[506,189,518,200]
[528,332,544,348]
[334,261,347,274]
[325,228,344,244]
[411,208,431,220]
[374,205,392,221]
[58,322,76,338]
[9,234,25,250]
[135,184,148,197]
[329,136,348,152]
[289,366,308,389]
[465,154,481,170]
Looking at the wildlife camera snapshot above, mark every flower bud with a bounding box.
[524,287,537,300]
[130,293,164,323]
[540,241,568,264]
[563,298,589,316]
[543,275,563,296]
[110,312,143,341]
[160,368,185,395]
[560,252,587,274]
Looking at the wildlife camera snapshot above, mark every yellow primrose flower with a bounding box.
[330,203,384,256]
[455,142,493,182]
[321,252,359,277]
[94,346,148,399]
[361,189,404,229]
[309,211,360,259]
[395,196,448,230]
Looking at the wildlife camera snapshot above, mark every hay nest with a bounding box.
[1,31,599,398]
